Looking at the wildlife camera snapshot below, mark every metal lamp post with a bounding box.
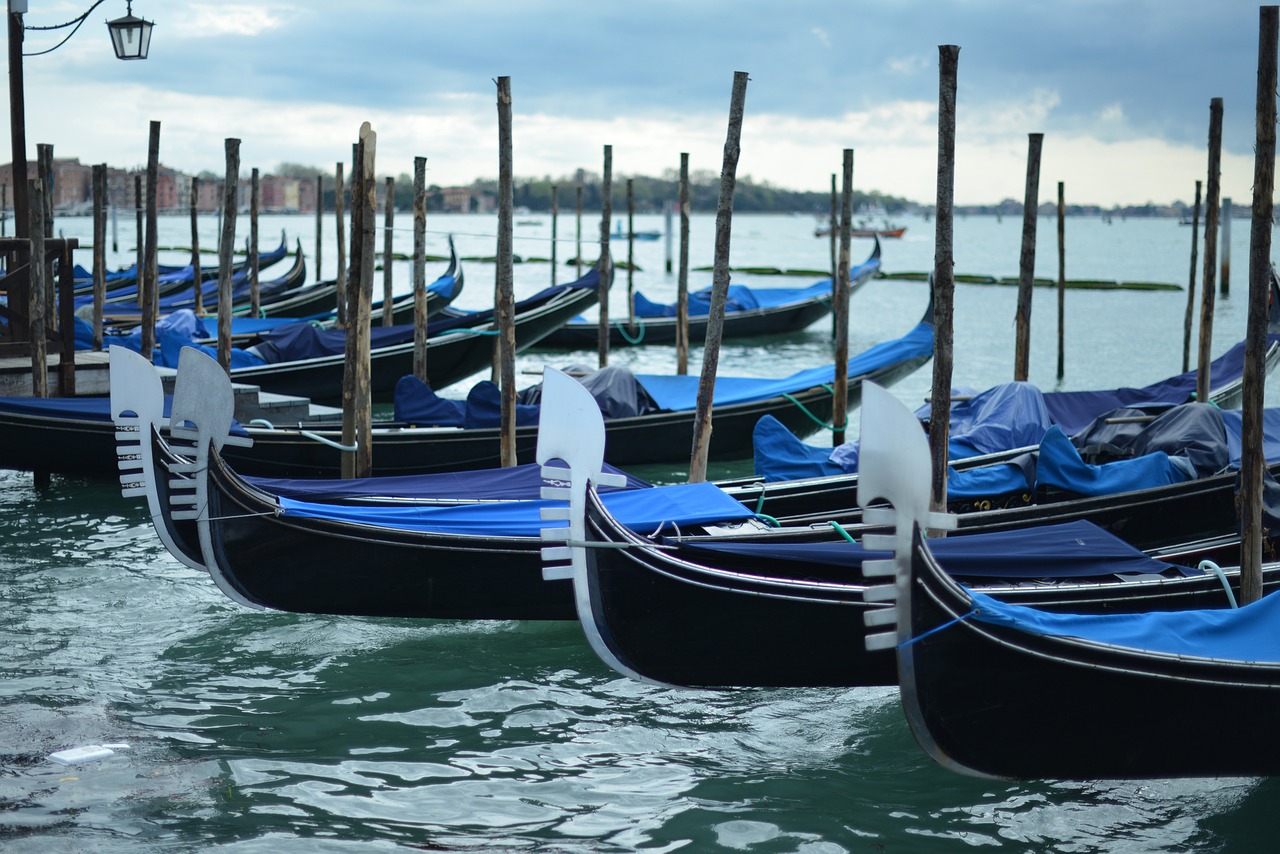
[8,0,154,238]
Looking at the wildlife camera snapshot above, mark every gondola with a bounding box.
[247,236,466,323]
[537,237,881,348]
[110,349,753,617]
[862,382,1280,779]
[96,285,931,481]
[86,233,291,308]
[208,264,605,404]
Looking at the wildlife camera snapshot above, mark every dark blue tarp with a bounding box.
[247,459,651,502]
[679,519,1190,579]
[1221,408,1280,467]
[967,584,1280,662]
[1041,337,1275,434]
[276,480,754,536]
[393,375,466,426]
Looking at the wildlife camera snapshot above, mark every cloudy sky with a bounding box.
[8,0,1276,206]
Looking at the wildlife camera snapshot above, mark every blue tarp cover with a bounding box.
[637,320,933,412]
[966,584,1280,662]
[248,460,651,502]
[681,519,1188,579]
[1036,425,1192,496]
[1222,409,1280,467]
[276,480,754,536]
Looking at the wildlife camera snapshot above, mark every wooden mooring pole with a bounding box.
[1013,132,1043,382]
[575,185,583,280]
[832,149,853,447]
[496,77,518,467]
[413,156,429,382]
[342,124,376,478]
[315,174,323,281]
[382,175,394,326]
[677,152,690,375]
[550,183,559,286]
[929,44,960,516]
[190,176,203,315]
[1056,181,1065,380]
[1196,98,1224,403]
[335,161,347,327]
[1182,180,1202,373]
[249,168,260,318]
[92,165,106,351]
[597,144,613,369]
[626,178,636,336]
[688,70,749,484]
[216,139,240,373]
[1239,5,1277,606]
[142,123,160,361]
[1221,197,1232,296]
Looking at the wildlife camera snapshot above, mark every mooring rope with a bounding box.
[897,607,978,650]
[1198,560,1240,608]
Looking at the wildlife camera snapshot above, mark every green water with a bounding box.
[5,212,1280,850]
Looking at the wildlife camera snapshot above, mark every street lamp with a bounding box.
[106,1,152,60]
[8,0,155,237]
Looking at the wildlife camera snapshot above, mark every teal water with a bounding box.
[4,212,1280,850]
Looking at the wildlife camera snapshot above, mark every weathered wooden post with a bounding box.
[92,165,106,350]
[1013,132,1043,382]
[688,71,749,484]
[382,175,394,326]
[832,150,853,446]
[677,152,691,375]
[249,167,260,318]
[141,122,160,360]
[335,161,347,327]
[216,139,240,373]
[413,156,429,382]
[597,144,613,368]
[1056,180,1065,380]
[1182,181,1202,373]
[495,77,518,467]
[626,177,636,336]
[1221,197,1232,296]
[342,124,377,478]
[575,184,583,280]
[550,183,559,286]
[664,197,674,273]
[1239,5,1277,605]
[133,176,143,351]
[315,174,323,281]
[190,176,203,315]
[929,44,960,516]
[28,177,45,397]
[1196,98,1224,403]
[37,144,52,327]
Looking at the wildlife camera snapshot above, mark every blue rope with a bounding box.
[897,607,978,650]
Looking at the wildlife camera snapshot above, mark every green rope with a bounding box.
[616,317,646,344]
[782,392,837,431]
[829,520,857,543]
[755,513,780,527]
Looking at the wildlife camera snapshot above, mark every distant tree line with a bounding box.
[269,162,913,215]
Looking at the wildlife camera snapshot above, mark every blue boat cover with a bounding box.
[1221,408,1280,467]
[1036,425,1192,496]
[0,388,252,438]
[681,519,1189,579]
[965,584,1280,663]
[247,460,651,502]
[637,319,934,411]
[276,480,754,537]
[1040,337,1273,435]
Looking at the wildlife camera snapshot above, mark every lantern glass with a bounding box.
[107,13,153,60]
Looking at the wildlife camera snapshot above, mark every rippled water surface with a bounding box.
[3,212,1279,851]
